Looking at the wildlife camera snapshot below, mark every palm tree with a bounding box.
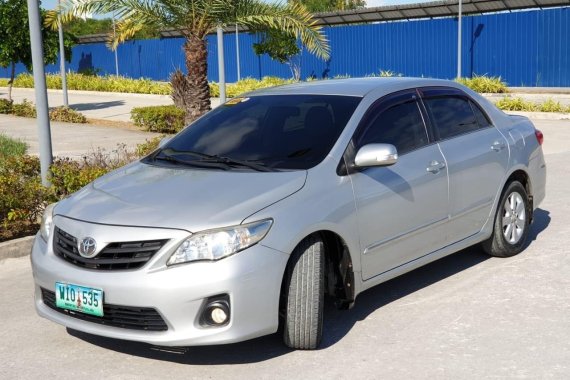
[49,0,330,123]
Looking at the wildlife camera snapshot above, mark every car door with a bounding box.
[348,90,450,281]
[419,87,509,242]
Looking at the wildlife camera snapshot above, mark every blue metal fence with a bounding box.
[2,7,569,86]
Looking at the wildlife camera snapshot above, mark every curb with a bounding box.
[503,110,570,120]
[0,236,34,261]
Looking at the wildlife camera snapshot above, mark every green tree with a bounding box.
[65,17,158,39]
[0,0,74,101]
[293,0,366,13]
[51,0,330,123]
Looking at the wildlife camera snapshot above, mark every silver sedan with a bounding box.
[32,78,546,350]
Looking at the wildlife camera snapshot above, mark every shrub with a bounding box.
[131,105,186,133]
[457,75,509,93]
[11,99,36,118]
[538,98,566,113]
[0,98,13,114]
[135,136,163,157]
[495,97,539,111]
[49,106,87,123]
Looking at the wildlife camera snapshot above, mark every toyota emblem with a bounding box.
[78,237,97,258]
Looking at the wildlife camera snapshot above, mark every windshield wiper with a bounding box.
[153,154,230,170]
[200,156,273,172]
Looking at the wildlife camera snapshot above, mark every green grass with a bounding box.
[0,134,27,161]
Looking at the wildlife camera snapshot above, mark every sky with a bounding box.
[40,0,434,11]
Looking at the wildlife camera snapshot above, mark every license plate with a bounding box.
[55,282,104,317]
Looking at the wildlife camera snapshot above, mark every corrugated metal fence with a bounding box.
[2,7,569,87]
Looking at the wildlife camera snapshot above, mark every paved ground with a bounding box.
[0,119,568,379]
[1,87,221,122]
[0,114,159,158]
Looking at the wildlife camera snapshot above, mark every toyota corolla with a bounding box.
[31,78,546,350]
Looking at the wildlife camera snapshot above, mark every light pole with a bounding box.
[457,0,462,79]
[27,0,53,186]
[57,0,68,106]
[112,12,119,76]
[235,23,241,81]
[217,26,226,103]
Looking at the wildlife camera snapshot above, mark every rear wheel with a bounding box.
[282,235,325,350]
[483,181,530,257]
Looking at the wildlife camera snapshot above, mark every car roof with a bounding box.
[248,77,464,97]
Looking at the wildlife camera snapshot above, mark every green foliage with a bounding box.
[0,140,155,241]
[211,76,295,98]
[11,99,37,118]
[0,98,13,113]
[456,75,509,94]
[292,0,366,12]
[65,17,159,39]
[131,105,186,133]
[494,96,570,113]
[135,136,163,156]
[0,0,75,72]
[253,29,301,64]
[49,106,88,123]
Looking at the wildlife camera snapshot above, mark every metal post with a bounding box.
[27,0,53,186]
[57,0,68,106]
[235,24,241,81]
[217,26,226,102]
[457,0,462,78]
[113,13,119,76]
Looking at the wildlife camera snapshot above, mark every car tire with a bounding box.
[283,235,325,350]
[482,181,531,257]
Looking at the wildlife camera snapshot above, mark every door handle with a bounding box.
[426,160,446,174]
[491,141,506,152]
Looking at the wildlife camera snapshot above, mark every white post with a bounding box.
[57,0,68,106]
[27,0,53,186]
[457,0,462,79]
[235,24,241,81]
[217,26,226,102]
[113,13,119,76]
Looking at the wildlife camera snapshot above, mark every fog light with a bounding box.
[200,295,231,327]
[210,307,228,324]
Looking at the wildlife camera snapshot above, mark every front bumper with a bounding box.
[31,218,289,346]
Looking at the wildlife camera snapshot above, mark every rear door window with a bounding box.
[423,96,481,140]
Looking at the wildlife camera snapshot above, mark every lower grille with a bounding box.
[41,288,168,332]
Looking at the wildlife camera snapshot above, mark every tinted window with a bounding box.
[424,96,480,140]
[358,100,429,155]
[470,100,491,128]
[154,95,361,170]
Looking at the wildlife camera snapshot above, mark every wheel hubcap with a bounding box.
[502,191,526,244]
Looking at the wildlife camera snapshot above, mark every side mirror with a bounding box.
[158,137,171,149]
[354,143,398,168]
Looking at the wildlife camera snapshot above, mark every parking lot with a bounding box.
[1,119,568,379]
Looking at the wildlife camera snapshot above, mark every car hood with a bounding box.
[55,161,307,232]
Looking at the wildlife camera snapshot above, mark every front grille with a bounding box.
[41,288,168,331]
[53,227,168,270]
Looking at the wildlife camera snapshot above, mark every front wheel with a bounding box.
[282,235,325,350]
[482,181,531,257]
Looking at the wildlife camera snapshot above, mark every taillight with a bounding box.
[535,129,544,145]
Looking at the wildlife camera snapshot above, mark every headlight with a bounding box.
[167,219,273,266]
[40,203,57,242]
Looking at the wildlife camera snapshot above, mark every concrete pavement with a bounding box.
[0,114,159,158]
[0,87,221,122]
[0,119,568,379]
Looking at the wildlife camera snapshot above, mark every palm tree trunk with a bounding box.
[171,35,211,124]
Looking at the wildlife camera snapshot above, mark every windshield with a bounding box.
[149,95,361,171]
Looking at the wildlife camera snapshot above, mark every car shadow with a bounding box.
[67,100,125,111]
[67,208,550,363]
